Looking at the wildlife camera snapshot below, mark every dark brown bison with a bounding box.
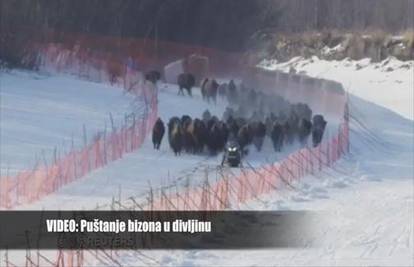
[180,115,192,129]
[181,116,194,153]
[265,114,276,137]
[177,73,195,96]
[152,118,165,149]
[216,121,229,151]
[206,116,219,131]
[312,115,327,147]
[206,120,228,154]
[284,111,300,144]
[168,117,180,133]
[271,121,284,152]
[192,118,207,153]
[226,116,240,139]
[168,117,183,155]
[298,118,312,146]
[294,103,312,122]
[201,78,219,103]
[202,109,212,124]
[237,124,252,151]
[251,121,266,152]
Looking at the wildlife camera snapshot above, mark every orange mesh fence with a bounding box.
[1,119,349,265]
[241,67,347,120]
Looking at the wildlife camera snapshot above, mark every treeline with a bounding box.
[1,0,413,66]
[0,0,274,52]
[274,0,413,33]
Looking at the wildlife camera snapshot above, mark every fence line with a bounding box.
[3,104,349,267]
[97,120,349,212]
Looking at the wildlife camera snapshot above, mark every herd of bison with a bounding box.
[150,72,327,159]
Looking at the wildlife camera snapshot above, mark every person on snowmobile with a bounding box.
[221,140,242,167]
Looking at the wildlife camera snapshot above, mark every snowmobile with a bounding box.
[221,141,242,167]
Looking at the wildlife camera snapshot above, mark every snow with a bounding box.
[259,56,414,121]
[2,56,413,266]
[0,70,136,175]
[14,80,329,211]
[111,58,413,266]
[14,83,229,210]
[128,178,412,266]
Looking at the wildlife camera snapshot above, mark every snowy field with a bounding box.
[1,56,413,266]
[114,58,413,266]
[125,92,413,267]
[14,82,225,210]
[260,56,414,120]
[0,70,137,175]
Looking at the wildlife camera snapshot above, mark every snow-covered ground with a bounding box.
[13,83,226,210]
[125,93,413,267]
[260,56,414,121]
[0,70,136,175]
[113,58,413,266]
[2,56,413,266]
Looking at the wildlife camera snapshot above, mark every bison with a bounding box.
[180,115,192,129]
[168,117,183,155]
[192,118,207,153]
[312,115,327,147]
[201,78,219,104]
[222,107,235,122]
[202,109,212,124]
[177,73,195,96]
[169,124,183,155]
[251,121,266,152]
[206,120,228,154]
[271,121,284,152]
[298,118,312,146]
[152,118,165,149]
[226,115,240,139]
[237,124,252,152]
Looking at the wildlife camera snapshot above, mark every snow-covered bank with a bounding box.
[260,56,414,121]
[0,70,135,174]
[130,177,412,267]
